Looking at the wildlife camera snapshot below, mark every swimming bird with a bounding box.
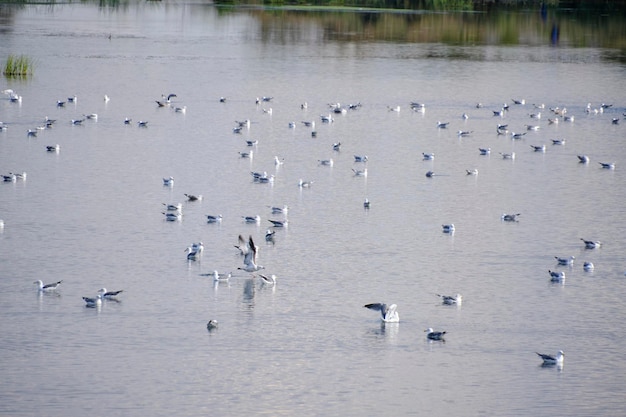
[274,156,285,166]
[512,98,525,105]
[83,294,103,308]
[352,168,367,177]
[137,121,148,127]
[104,95,110,102]
[163,176,174,186]
[425,171,435,178]
[422,153,435,160]
[511,131,526,139]
[387,105,401,112]
[332,142,341,151]
[2,173,16,182]
[212,270,231,282]
[27,129,37,137]
[501,213,520,222]
[184,194,203,202]
[583,262,595,271]
[363,303,399,323]
[599,162,615,170]
[243,215,260,224]
[581,238,601,249]
[206,214,223,223]
[237,235,264,272]
[466,169,478,176]
[34,280,63,292]
[500,152,515,159]
[239,150,253,158]
[551,139,566,145]
[436,121,449,128]
[174,106,186,113]
[85,113,98,120]
[98,288,123,300]
[549,270,565,282]
[318,159,334,167]
[479,147,491,155]
[442,224,455,233]
[536,350,564,366]
[526,124,541,131]
[425,328,446,341]
[162,203,182,212]
[437,294,462,305]
[298,179,313,188]
[320,114,334,123]
[71,119,85,125]
[457,130,472,137]
[577,155,590,164]
[265,229,275,241]
[555,256,575,265]
[530,145,546,152]
[124,117,132,125]
[269,205,289,215]
[259,274,277,286]
[162,212,182,221]
[363,198,370,209]
[268,219,287,227]
[354,155,368,163]
[185,246,200,261]
[46,144,60,152]
[207,320,218,330]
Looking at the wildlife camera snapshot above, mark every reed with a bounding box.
[3,54,34,77]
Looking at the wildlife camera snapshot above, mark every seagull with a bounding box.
[511,131,527,138]
[137,121,148,127]
[265,229,275,241]
[363,198,370,209]
[352,168,367,177]
[530,145,546,152]
[83,294,103,308]
[237,235,264,272]
[85,113,98,120]
[584,262,595,271]
[555,256,575,265]
[549,270,566,282]
[425,328,446,341]
[551,139,566,145]
[207,320,218,330]
[163,176,174,186]
[239,151,253,158]
[422,153,435,160]
[442,224,455,233]
[71,119,85,125]
[436,121,449,128]
[259,274,277,286]
[162,212,182,221]
[512,98,525,105]
[320,114,334,123]
[581,238,601,249]
[599,162,615,170]
[298,179,313,188]
[211,270,231,282]
[206,214,223,223]
[185,246,200,261]
[318,159,334,167]
[363,303,399,323]
[34,280,63,292]
[536,350,564,366]
[466,169,478,176]
[437,294,462,305]
[457,130,472,137]
[2,173,16,182]
[577,155,590,164]
[184,194,203,202]
[354,155,368,163]
[174,106,186,113]
[500,152,515,159]
[332,142,341,151]
[274,156,285,166]
[501,213,520,222]
[162,203,182,212]
[46,144,60,152]
[98,288,123,300]
[268,219,288,227]
[268,205,288,214]
[479,147,491,155]
[242,215,260,224]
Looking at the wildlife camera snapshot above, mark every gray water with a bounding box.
[1,3,626,416]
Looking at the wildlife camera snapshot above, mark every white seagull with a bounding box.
[442,224,455,233]
[555,256,575,265]
[212,270,231,282]
[501,213,521,222]
[83,294,102,308]
[163,177,174,186]
[581,238,601,249]
[536,350,564,366]
[259,273,277,286]
[548,270,565,282]
[363,303,399,323]
[577,155,590,164]
[162,203,182,212]
[583,262,595,271]
[425,328,446,341]
[599,162,615,170]
[437,293,462,305]
[206,214,223,223]
[98,288,123,300]
[237,235,264,272]
[34,280,63,292]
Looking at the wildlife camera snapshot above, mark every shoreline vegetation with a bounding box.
[2,54,34,78]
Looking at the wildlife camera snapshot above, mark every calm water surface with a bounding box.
[1,3,626,416]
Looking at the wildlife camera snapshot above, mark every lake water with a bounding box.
[1,2,626,416]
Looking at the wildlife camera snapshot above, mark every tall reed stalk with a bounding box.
[3,55,34,77]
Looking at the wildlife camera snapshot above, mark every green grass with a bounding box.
[3,55,34,78]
